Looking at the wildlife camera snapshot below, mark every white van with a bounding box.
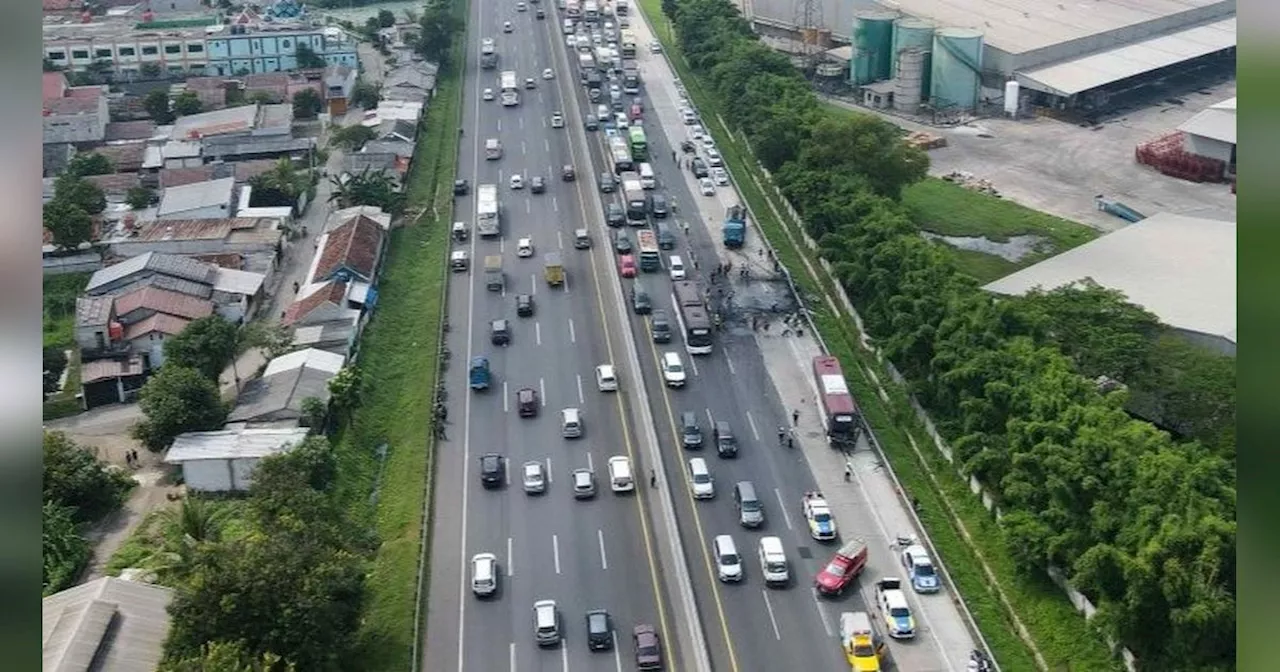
[561,407,583,438]
[758,536,789,585]
[668,255,686,280]
[638,162,656,189]
[688,457,714,499]
[595,364,618,391]
[607,455,634,492]
[713,535,743,582]
[485,138,503,160]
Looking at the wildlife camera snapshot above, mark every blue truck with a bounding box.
[469,356,491,391]
[723,205,746,248]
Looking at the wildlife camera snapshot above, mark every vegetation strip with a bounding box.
[637,1,1154,669]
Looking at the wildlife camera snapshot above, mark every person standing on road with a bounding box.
[792,408,801,426]
[844,463,853,482]
[649,469,657,488]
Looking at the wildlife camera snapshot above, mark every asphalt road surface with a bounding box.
[421,1,685,671]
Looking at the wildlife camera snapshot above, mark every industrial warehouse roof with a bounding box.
[1015,17,1237,97]
[166,427,311,462]
[43,577,174,672]
[983,213,1236,347]
[749,0,1228,54]
[1178,97,1236,145]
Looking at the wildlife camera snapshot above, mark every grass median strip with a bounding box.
[346,48,463,671]
[637,2,1120,669]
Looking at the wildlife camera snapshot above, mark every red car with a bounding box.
[619,254,637,278]
[814,538,868,596]
[628,104,643,122]
[633,624,663,669]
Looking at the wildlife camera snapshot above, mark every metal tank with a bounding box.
[851,10,896,85]
[890,18,933,78]
[893,48,928,112]
[930,27,983,111]
[1003,80,1020,116]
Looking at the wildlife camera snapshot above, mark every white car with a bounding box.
[571,468,596,498]
[510,174,524,189]
[550,111,564,128]
[471,552,499,597]
[705,147,723,166]
[595,364,618,391]
[522,461,546,493]
[517,237,534,257]
[543,67,555,80]
[650,40,663,53]
[482,37,495,48]
[698,178,715,196]
[483,88,495,101]
[702,136,717,151]
[503,20,513,32]
[608,83,620,96]
[668,254,686,280]
[711,167,729,186]
[516,1,527,10]
[660,351,686,387]
[688,457,714,499]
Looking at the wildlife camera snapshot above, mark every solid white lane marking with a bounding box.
[774,488,794,530]
[507,537,514,576]
[497,118,502,131]
[531,274,538,295]
[552,534,561,574]
[745,411,760,441]
[587,451,594,472]
[612,631,623,671]
[598,529,609,570]
[761,590,782,640]
[500,238,506,254]
[526,200,532,214]
[705,408,715,427]
[505,458,511,487]
[552,196,560,212]
[539,377,547,406]
[510,642,516,672]
[545,138,551,152]
[560,639,568,672]
[688,355,699,377]
[577,374,585,404]
[557,230,564,249]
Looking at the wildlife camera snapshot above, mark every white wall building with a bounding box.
[164,427,312,491]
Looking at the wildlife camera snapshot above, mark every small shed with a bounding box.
[164,427,311,491]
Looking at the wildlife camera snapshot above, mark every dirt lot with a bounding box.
[825,79,1237,232]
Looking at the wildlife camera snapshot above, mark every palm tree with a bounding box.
[327,167,406,214]
[139,496,230,581]
[248,159,310,209]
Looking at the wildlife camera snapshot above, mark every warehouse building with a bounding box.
[743,0,1236,113]
[983,212,1236,356]
[1177,96,1236,175]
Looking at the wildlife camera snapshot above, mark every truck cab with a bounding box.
[469,356,491,390]
[723,204,746,248]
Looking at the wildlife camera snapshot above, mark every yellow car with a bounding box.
[840,612,884,671]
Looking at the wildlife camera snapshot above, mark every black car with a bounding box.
[562,164,576,181]
[691,157,709,178]
[650,308,672,343]
[585,115,599,131]
[680,140,695,153]
[613,231,632,254]
[515,294,535,317]
[517,387,539,418]
[681,411,703,449]
[630,283,651,315]
[714,421,737,457]
[453,179,470,195]
[599,172,616,193]
[490,319,510,346]
[585,610,614,651]
[479,454,504,488]
[605,202,625,227]
[535,7,545,18]
[651,194,669,219]
[530,176,546,194]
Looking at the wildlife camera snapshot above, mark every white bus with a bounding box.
[499,70,519,106]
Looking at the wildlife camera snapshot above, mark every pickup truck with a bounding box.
[839,611,884,671]
[874,578,915,639]
[802,491,837,540]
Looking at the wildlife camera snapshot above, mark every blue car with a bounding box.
[902,545,941,593]
[469,356,491,391]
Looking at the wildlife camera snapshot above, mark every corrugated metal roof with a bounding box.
[165,427,311,462]
[1178,96,1235,144]
[114,286,214,321]
[43,577,174,672]
[263,347,346,377]
[86,251,216,294]
[169,104,258,140]
[123,312,191,339]
[211,267,266,295]
[157,177,236,217]
[1016,17,1236,97]
[983,212,1236,344]
[81,356,146,384]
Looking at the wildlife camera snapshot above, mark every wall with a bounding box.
[129,331,168,368]
[1184,133,1234,164]
[181,458,233,491]
[147,0,205,14]
[157,203,232,221]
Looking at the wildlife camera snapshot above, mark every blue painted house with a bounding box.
[205,25,357,77]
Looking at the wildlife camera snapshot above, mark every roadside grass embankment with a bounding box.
[637,2,1121,670]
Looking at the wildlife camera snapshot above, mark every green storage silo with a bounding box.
[930,27,984,111]
[851,10,896,85]
[890,18,933,78]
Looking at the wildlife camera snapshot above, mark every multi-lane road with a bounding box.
[425,0,969,671]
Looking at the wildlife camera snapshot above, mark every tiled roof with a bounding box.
[114,286,214,321]
[42,72,67,102]
[283,280,347,326]
[75,296,114,327]
[80,356,146,384]
[45,97,101,116]
[191,252,245,269]
[93,144,146,172]
[83,172,141,195]
[123,312,190,339]
[158,166,216,189]
[314,215,383,281]
[104,120,157,142]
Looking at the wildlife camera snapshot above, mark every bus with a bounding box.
[565,0,581,19]
[628,126,648,161]
[584,0,600,21]
[812,355,860,445]
[499,70,519,106]
[620,29,637,57]
[609,135,634,173]
[672,281,713,354]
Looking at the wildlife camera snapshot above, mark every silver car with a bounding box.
[572,468,596,498]
[523,461,547,494]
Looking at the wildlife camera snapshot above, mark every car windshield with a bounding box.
[814,512,831,523]
[720,553,739,565]
[693,473,710,483]
[853,643,876,657]
[889,606,910,618]
[915,562,936,577]
[766,560,786,572]
[667,363,682,373]
[825,561,847,577]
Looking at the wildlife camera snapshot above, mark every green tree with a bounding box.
[349,80,381,109]
[144,88,174,123]
[294,43,327,70]
[326,366,362,423]
[139,496,231,582]
[248,159,310,208]
[162,641,296,672]
[43,431,135,522]
[64,152,114,178]
[140,62,163,80]
[300,396,328,432]
[42,199,93,250]
[415,0,464,66]
[329,123,377,151]
[43,500,90,595]
[163,316,240,381]
[291,88,323,120]
[794,114,928,200]
[54,173,107,215]
[377,8,396,27]
[126,185,155,210]
[327,168,405,214]
[1134,334,1236,455]
[132,366,227,451]
[173,90,203,116]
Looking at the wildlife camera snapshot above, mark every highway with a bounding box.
[421,0,686,670]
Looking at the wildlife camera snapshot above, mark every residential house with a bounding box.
[42,72,68,102]
[291,319,358,358]
[43,80,109,145]
[42,577,175,672]
[85,251,264,322]
[113,285,214,325]
[124,313,189,368]
[164,427,311,491]
[80,355,149,408]
[43,250,104,276]
[381,61,437,102]
[341,152,399,182]
[325,205,391,233]
[168,105,260,141]
[282,279,357,327]
[361,99,424,128]
[201,134,315,163]
[147,140,204,170]
[378,118,418,144]
[84,173,143,203]
[228,348,347,425]
[156,177,236,220]
[104,119,158,144]
[74,295,127,358]
[158,158,278,189]
[323,64,357,116]
[209,266,266,323]
[308,214,385,287]
[179,76,229,109]
[95,143,147,173]
[108,217,284,258]
[43,143,75,178]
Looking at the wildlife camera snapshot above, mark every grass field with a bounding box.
[636,2,1122,669]
[43,272,91,349]
[344,28,464,672]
